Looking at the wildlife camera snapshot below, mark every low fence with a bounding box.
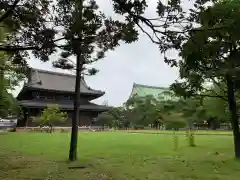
[15,126,112,133]
[8,126,233,133]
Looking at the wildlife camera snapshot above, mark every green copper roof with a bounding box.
[130,83,175,101]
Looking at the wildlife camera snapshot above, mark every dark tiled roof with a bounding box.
[19,100,108,112]
[26,68,104,95]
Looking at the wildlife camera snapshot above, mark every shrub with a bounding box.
[173,131,179,151]
[32,105,67,133]
[133,124,145,130]
[163,112,186,130]
[8,127,16,132]
[187,130,196,147]
[165,120,186,130]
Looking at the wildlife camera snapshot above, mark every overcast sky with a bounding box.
[12,0,193,107]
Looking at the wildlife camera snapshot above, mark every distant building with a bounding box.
[17,68,108,127]
[129,83,176,101]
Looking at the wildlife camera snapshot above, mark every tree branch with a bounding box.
[0,0,20,23]
[0,45,40,52]
[0,36,65,52]
[193,93,227,101]
[53,37,65,43]
[114,0,228,47]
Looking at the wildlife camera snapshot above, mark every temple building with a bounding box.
[129,83,177,101]
[17,68,107,127]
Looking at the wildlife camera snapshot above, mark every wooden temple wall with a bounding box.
[17,108,99,127]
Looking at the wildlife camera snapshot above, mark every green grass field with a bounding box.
[0,132,240,180]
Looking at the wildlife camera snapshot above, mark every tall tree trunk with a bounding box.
[0,65,5,118]
[69,53,83,161]
[68,0,83,162]
[226,73,240,158]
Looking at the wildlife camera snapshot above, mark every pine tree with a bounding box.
[52,0,138,161]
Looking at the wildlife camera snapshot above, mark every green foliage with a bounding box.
[179,98,206,126]
[112,0,186,59]
[33,105,68,127]
[1,0,140,74]
[157,96,206,128]
[0,52,26,89]
[173,131,179,151]
[163,112,186,130]
[187,130,196,147]
[0,23,25,118]
[107,106,130,128]
[51,0,139,74]
[167,3,240,160]
[171,0,240,95]
[107,85,231,130]
[0,24,26,89]
[177,0,240,158]
[0,90,10,118]
[96,112,115,127]
[125,93,190,129]
[0,86,20,118]
[0,0,55,64]
[203,96,229,121]
[172,82,231,124]
[125,95,160,126]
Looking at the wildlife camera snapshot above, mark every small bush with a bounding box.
[165,120,186,130]
[8,127,16,132]
[32,105,67,133]
[173,131,179,151]
[187,130,196,147]
[133,125,145,130]
[163,113,186,130]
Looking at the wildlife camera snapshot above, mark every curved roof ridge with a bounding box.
[23,68,105,94]
[31,68,76,77]
[134,83,169,90]
[128,83,137,98]
[31,68,103,91]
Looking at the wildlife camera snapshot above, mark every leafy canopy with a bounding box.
[33,105,68,126]
[96,112,115,127]
[172,0,240,96]
[0,0,57,65]
[52,0,139,74]
[0,24,25,118]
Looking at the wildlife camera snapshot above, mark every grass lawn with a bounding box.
[0,132,240,180]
